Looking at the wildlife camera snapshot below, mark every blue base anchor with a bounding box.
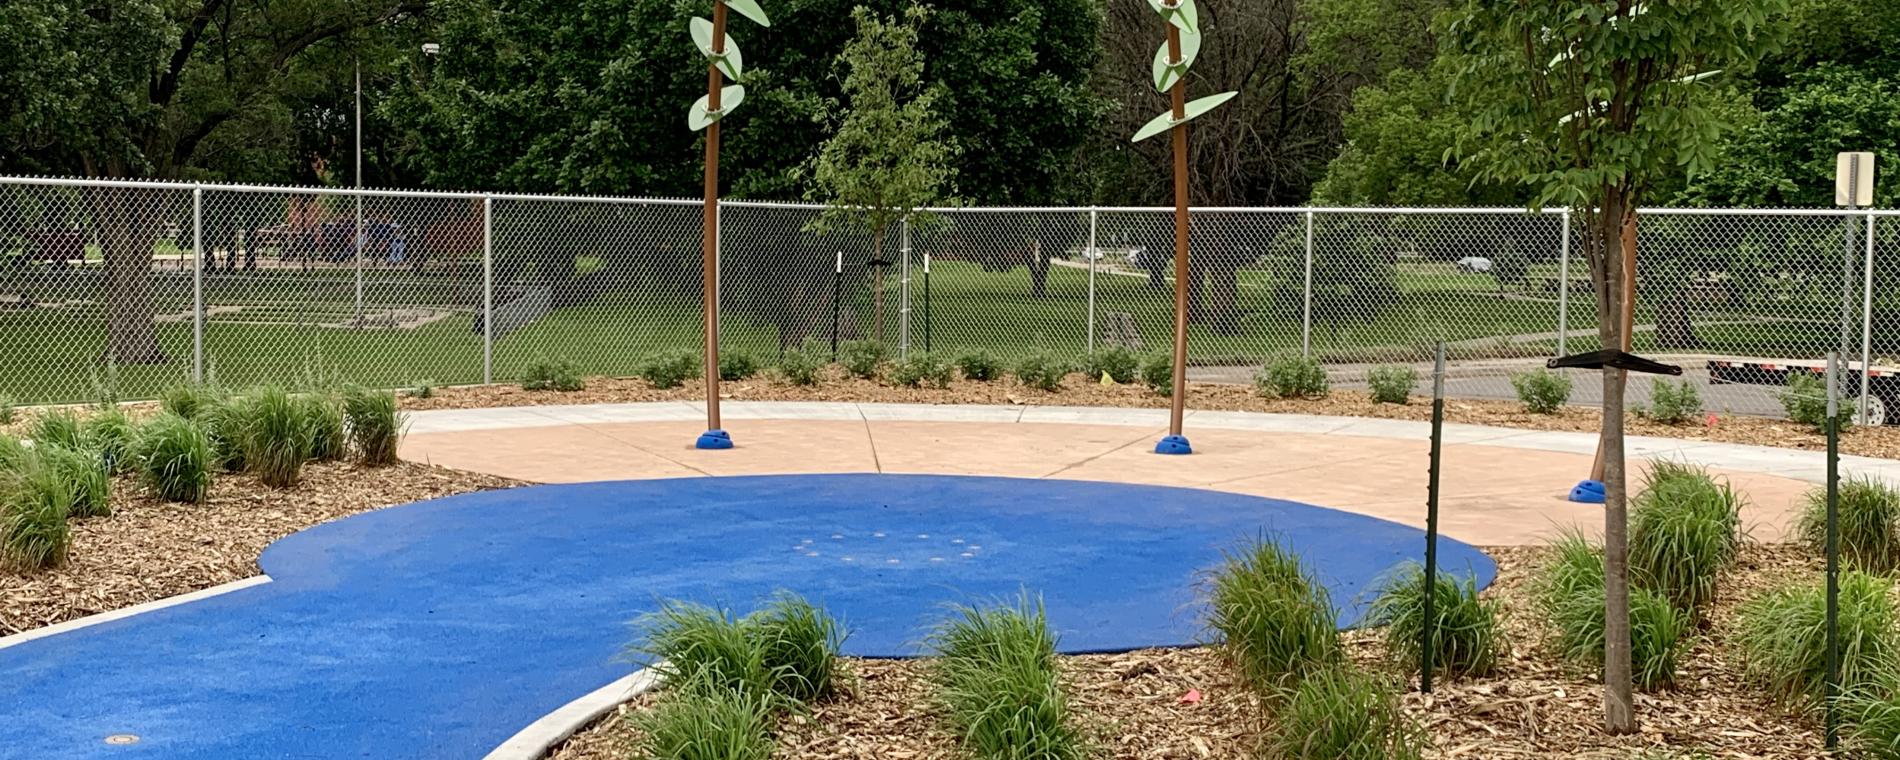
[695,429,734,450]
[1154,434,1193,456]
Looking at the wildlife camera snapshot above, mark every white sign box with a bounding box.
[1837,152,1876,206]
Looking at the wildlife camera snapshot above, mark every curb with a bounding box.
[481,668,662,760]
[0,575,272,651]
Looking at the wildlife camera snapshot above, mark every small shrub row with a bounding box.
[1081,346,1139,385]
[1366,365,1416,405]
[1640,378,1704,425]
[1780,371,1853,432]
[520,356,585,392]
[929,594,1091,760]
[638,350,701,390]
[888,352,953,388]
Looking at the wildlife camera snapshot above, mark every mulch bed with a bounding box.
[548,543,1837,760]
[0,461,519,637]
[393,370,1900,461]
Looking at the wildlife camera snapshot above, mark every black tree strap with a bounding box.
[1546,349,1683,376]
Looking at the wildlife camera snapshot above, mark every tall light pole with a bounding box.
[353,59,365,323]
[1131,0,1235,456]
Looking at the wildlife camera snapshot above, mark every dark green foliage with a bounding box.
[137,413,213,503]
[1732,572,1895,705]
[1641,379,1704,425]
[1510,369,1572,414]
[955,350,1000,382]
[638,350,702,390]
[1366,365,1416,405]
[775,343,827,387]
[1780,372,1852,431]
[199,399,248,472]
[37,445,110,518]
[81,407,139,473]
[1081,347,1139,385]
[241,387,309,488]
[839,340,889,380]
[0,455,73,570]
[1629,463,1743,612]
[0,397,14,425]
[1535,533,1693,689]
[1140,354,1173,396]
[159,384,221,420]
[629,593,845,707]
[1366,563,1501,680]
[1840,678,1900,760]
[628,673,776,760]
[521,356,585,392]
[1263,665,1424,760]
[888,352,953,389]
[747,592,845,704]
[929,595,1091,760]
[1012,351,1071,392]
[404,380,437,399]
[1256,355,1330,399]
[1206,538,1341,694]
[719,352,761,382]
[31,409,83,450]
[343,387,404,467]
[1798,477,1900,574]
[300,394,346,463]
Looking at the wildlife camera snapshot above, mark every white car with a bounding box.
[1456,256,1494,273]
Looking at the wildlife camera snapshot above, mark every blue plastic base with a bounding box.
[695,429,734,450]
[1154,434,1193,455]
[1569,479,1606,504]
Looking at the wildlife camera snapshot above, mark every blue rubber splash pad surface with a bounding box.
[0,474,1494,759]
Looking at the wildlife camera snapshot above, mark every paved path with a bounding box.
[403,401,1873,545]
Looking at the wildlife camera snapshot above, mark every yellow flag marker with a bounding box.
[1100,371,1116,386]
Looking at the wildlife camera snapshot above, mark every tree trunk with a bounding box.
[86,186,167,365]
[1597,193,1636,735]
[1656,294,1700,349]
[1028,238,1050,298]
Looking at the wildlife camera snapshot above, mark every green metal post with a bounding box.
[1825,352,1841,750]
[1422,342,1445,693]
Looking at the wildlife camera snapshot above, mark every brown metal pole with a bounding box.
[1166,23,1190,438]
[701,1,726,433]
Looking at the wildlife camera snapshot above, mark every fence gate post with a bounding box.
[482,196,494,386]
[899,216,911,358]
[1861,213,1876,424]
[1087,208,1099,354]
[191,186,205,384]
[1558,209,1571,358]
[1302,210,1314,358]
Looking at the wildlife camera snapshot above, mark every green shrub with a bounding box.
[956,350,1000,382]
[719,351,760,382]
[1140,354,1173,396]
[839,339,888,380]
[1841,680,1900,759]
[38,445,110,518]
[1256,355,1329,399]
[629,674,776,760]
[404,379,436,399]
[1510,368,1573,414]
[1780,371,1853,431]
[746,592,845,704]
[342,387,404,467]
[1534,532,1693,690]
[1798,477,1900,574]
[1366,563,1501,680]
[1629,463,1743,612]
[159,383,220,419]
[1366,365,1417,405]
[930,595,1090,760]
[1262,665,1423,760]
[0,436,30,472]
[775,343,826,387]
[1641,379,1704,425]
[1081,346,1139,385]
[638,350,702,390]
[520,356,585,392]
[0,456,73,570]
[1206,538,1341,694]
[241,387,309,488]
[300,393,346,463]
[629,601,774,700]
[1012,351,1071,392]
[0,396,14,425]
[1732,572,1895,705]
[137,413,213,503]
[888,352,953,388]
[199,398,248,472]
[81,407,139,473]
[31,409,83,449]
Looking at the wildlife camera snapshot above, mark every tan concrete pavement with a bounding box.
[403,417,1817,547]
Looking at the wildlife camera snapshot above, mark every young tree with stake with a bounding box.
[1442,0,1785,732]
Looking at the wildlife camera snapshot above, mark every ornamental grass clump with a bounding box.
[929,594,1091,760]
[1629,462,1744,612]
[628,670,777,760]
[1365,562,1501,680]
[199,397,249,472]
[137,413,213,503]
[81,406,138,473]
[37,444,110,518]
[241,387,309,488]
[1798,476,1900,574]
[1262,664,1424,760]
[1732,571,1895,705]
[0,455,73,570]
[1205,537,1341,695]
[30,409,83,450]
[342,387,404,466]
[159,383,221,419]
[300,393,346,463]
[629,592,845,708]
[1534,532,1693,690]
[1840,678,1900,759]
[746,592,845,704]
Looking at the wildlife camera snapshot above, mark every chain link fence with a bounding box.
[1,177,1889,423]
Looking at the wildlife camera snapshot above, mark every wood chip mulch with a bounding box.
[0,461,520,636]
[548,543,1841,760]
[388,370,1900,461]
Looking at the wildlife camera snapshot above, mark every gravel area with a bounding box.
[548,544,1837,759]
[0,461,520,636]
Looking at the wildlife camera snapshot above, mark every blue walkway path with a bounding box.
[0,474,1493,758]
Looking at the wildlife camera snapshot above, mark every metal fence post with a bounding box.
[1086,208,1099,354]
[1861,213,1876,424]
[191,186,205,383]
[899,216,911,358]
[482,196,494,385]
[1302,210,1314,358]
[1558,209,1571,358]
[354,189,365,324]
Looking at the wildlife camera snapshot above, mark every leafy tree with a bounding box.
[806,4,956,345]
[1683,66,1900,207]
[1443,0,1787,733]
